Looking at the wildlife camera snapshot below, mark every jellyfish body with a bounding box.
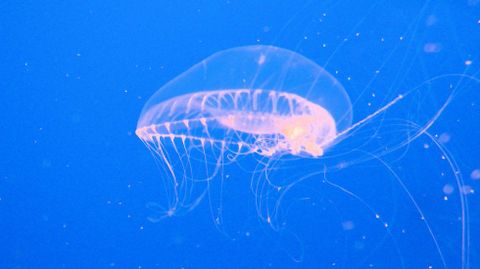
[136,45,354,215]
[136,89,337,158]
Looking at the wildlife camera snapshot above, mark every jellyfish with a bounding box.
[136,45,351,215]
[136,45,471,268]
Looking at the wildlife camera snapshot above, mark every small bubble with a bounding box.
[470,169,480,180]
[461,185,475,195]
[437,133,450,144]
[443,184,454,195]
[342,220,355,230]
[423,43,442,53]
[426,15,438,26]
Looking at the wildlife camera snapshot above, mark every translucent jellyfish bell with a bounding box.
[136,45,353,157]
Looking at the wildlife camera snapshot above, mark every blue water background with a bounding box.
[1,0,479,268]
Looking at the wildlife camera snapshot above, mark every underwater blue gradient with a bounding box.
[1,0,479,268]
